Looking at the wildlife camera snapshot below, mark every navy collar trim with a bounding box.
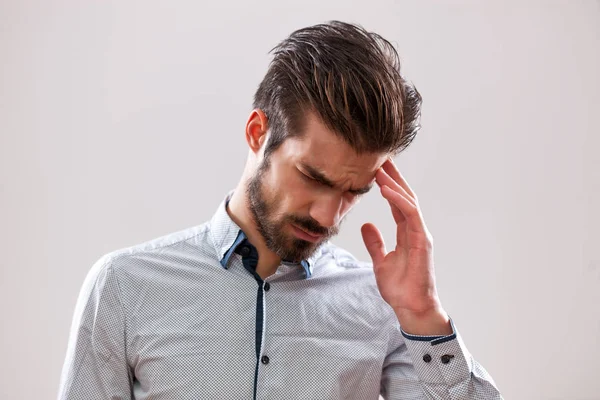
[211,191,316,279]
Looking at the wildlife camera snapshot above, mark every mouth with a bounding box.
[290,223,324,243]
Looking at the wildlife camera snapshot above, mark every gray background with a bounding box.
[1,1,599,399]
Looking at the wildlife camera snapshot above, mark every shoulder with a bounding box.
[313,241,378,289]
[93,222,211,275]
[319,240,373,270]
[314,242,398,321]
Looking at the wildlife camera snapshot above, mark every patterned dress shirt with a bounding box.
[58,190,502,399]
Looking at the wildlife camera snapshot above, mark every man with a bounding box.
[58,21,502,399]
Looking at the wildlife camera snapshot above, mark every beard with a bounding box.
[245,157,340,263]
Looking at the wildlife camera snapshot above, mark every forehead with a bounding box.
[282,112,387,176]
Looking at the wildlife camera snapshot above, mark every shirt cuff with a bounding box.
[400,317,474,386]
[400,316,457,345]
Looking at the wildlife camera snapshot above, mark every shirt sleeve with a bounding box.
[380,317,503,399]
[57,256,133,400]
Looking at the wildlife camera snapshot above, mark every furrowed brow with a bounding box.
[301,163,336,188]
[300,162,373,195]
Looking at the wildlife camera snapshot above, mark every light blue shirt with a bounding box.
[58,190,502,399]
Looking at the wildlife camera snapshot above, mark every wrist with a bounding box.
[394,306,452,336]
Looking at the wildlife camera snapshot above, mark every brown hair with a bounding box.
[253,20,422,160]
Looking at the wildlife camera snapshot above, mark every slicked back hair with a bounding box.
[253,20,423,160]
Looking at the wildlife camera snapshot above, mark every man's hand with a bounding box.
[361,158,452,336]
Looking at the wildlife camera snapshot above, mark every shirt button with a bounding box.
[261,355,270,365]
[441,354,454,364]
[423,354,432,363]
[264,282,270,291]
[240,246,250,257]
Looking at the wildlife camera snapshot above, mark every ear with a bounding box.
[245,109,269,154]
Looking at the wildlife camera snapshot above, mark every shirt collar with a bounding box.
[209,190,323,279]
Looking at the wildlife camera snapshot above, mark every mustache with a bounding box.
[288,216,336,237]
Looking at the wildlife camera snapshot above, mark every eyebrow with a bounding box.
[299,162,374,195]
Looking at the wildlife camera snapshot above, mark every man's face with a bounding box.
[246,112,388,262]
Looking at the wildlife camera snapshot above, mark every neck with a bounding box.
[226,182,281,279]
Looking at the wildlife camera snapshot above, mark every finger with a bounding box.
[380,185,426,233]
[375,167,415,207]
[376,169,413,224]
[360,222,386,266]
[382,158,416,200]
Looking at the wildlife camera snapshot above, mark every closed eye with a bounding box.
[300,172,319,184]
[299,169,367,197]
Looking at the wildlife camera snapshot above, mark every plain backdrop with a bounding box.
[1,1,599,399]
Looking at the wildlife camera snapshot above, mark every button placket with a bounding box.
[441,354,454,364]
[240,246,251,257]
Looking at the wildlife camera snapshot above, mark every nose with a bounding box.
[309,193,343,229]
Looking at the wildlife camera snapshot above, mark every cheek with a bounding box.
[286,171,312,194]
[283,177,316,209]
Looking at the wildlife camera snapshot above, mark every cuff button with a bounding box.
[423,354,432,363]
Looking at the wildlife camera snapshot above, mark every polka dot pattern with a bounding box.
[57,191,502,399]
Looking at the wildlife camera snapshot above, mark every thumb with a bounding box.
[361,223,386,266]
